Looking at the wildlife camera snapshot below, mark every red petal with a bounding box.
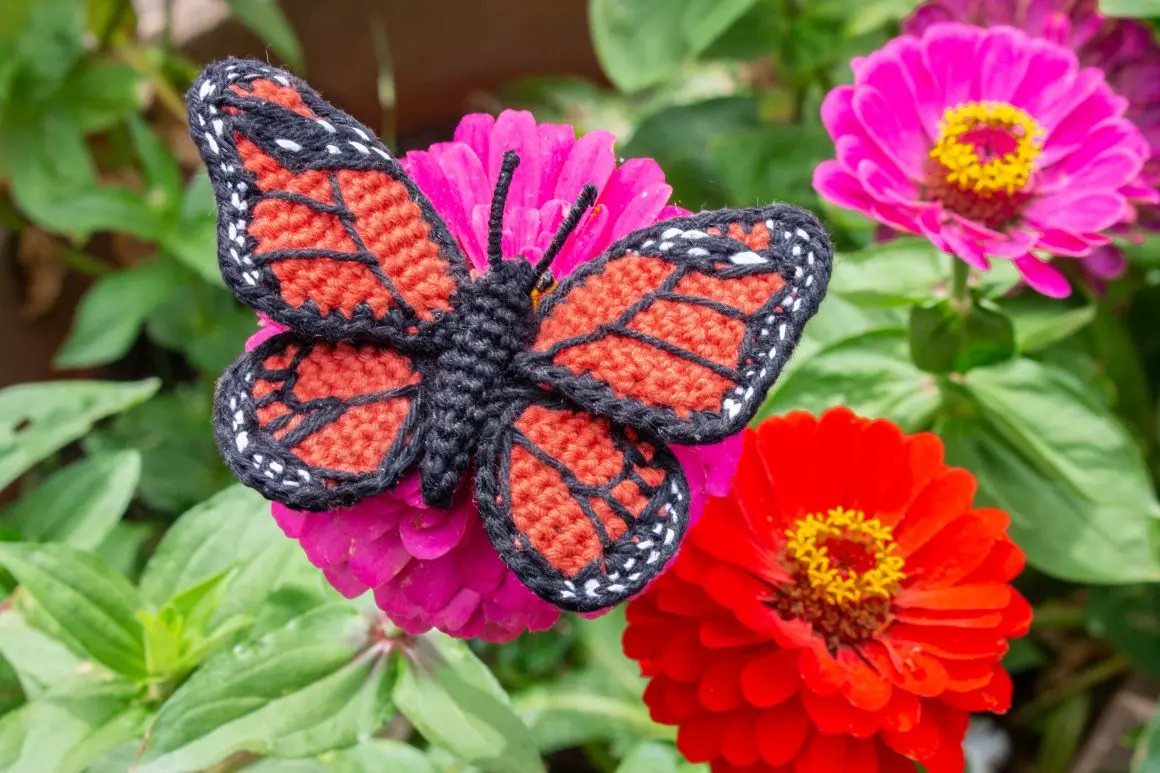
[894,608,1004,629]
[849,419,909,517]
[941,658,998,691]
[673,542,718,585]
[962,537,1025,583]
[660,627,709,682]
[741,648,801,707]
[839,647,893,712]
[940,665,1013,713]
[733,430,792,533]
[920,703,970,773]
[801,689,882,737]
[893,469,977,555]
[816,407,866,504]
[695,495,789,582]
[864,638,949,697]
[755,699,812,766]
[699,653,747,711]
[701,617,773,649]
[1001,589,1033,638]
[676,711,727,762]
[897,583,1011,611]
[622,616,674,660]
[879,432,945,526]
[881,699,941,759]
[798,644,846,696]
[722,710,760,766]
[655,582,720,618]
[845,739,880,773]
[644,676,700,724]
[793,730,846,773]
[905,510,1006,587]
[757,412,826,520]
[878,744,921,773]
[889,623,1008,660]
[881,689,921,733]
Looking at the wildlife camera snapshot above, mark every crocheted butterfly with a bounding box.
[188,59,833,613]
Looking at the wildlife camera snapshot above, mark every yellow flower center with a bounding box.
[771,508,907,649]
[929,100,1045,198]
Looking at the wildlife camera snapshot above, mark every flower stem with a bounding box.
[950,256,971,314]
[1013,654,1131,725]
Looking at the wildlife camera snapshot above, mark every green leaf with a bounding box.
[0,611,83,699]
[163,171,223,284]
[1001,296,1096,353]
[622,97,760,209]
[138,604,390,772]
[0,705,28,769]
[909,299,1016,374]
[576,607,645,699]
[83,383,234,514]
[55,259,184,369]
[515,678,669,754]
[0,377,158,491]
[1,450,140,549]
[760,329,940,431]
[1035,693,1089,773]
[0,543,145,678]
[59,62,142,133]
[5,0,86,94]
[7,675,140,773]
[325,741,436,773]
[221,0,304,69]
[1103,0,1160,17]
[942,359,1160,583]
[709,122,832,208]
[396,634,545,773]
[127,114,183,207]
[590,0,689,93]
[1003,637,1046,675]
[94,521,155,580]
[828,240,946,307]
[1087,586,1160,678]
[145,280,254,374]
[617,742,681,773]
[138,484,280,606]
[681,0,762,54]
[1135,698,1160,772]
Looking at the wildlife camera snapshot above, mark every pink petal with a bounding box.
[921,23,982,113]
[836,135,912,190]
[1035,229,1093,256]
[1082,245,1127,279]
[1008,41,1079,122]
[851,86,929,182]
[504,207,542,262]
[399,557,461,612]
[271,502,310,538]
[433,144,493,268]
[893,37,943,142]
[940,225,991,270]
[350,535,412,587]
[1042,75,1128,165]
[554,130,616,204]
[975,26,1033,103]
[452,113,495,168]
[430,588,483,632]
[610,182,672,242]
[813,161,875,212]
[402,149,478,268]
[1014,254,1072,298]
[488,110,541,209]
[599,157,668,239]
[299,516,351,569]
[398,502,469,560]
[536,123,577,204]
[552,199,612,275]
[322,564,367,599]
[332,498,403,541]
[1024,191,1129,232]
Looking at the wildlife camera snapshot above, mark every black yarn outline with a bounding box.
[517,204,833,444]
[475,391,691,613]
[186,58,471,353]
[212,332,428,511]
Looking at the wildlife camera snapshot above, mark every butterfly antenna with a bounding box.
[487,150,521,267]
[533,183,598,277]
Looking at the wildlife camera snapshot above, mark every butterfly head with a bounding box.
[487,150,598,304]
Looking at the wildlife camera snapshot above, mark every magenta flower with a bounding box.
[251,110,743,642]
[813,22,1153,297]
[904,0,1160,284]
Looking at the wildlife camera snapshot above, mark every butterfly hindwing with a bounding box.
[518,204,832,444]
[188,59,470,348]
[214,333,426,511]
[476,392,690,613]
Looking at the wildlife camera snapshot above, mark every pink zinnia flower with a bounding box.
[904,0,1160,284]
[813,22,1154,298]
[251,110,743,642]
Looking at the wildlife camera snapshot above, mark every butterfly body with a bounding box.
[190,58,834,613]
[420,257,539,507]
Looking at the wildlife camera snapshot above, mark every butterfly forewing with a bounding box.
[476,394,689,612]
[188,59,470,347]
[215,333,426,511]
[518,204,832,444]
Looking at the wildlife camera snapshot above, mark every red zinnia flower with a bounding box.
[623,407,1031,773]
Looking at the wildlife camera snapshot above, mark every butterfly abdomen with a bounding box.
[420,259,538,507]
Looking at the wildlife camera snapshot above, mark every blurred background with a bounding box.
[4,1,1160,772]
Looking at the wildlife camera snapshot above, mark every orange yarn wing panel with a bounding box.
[214,333,425,511]
[476,395,690,612]
[518,205,832,444]
[187,59,469,348]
